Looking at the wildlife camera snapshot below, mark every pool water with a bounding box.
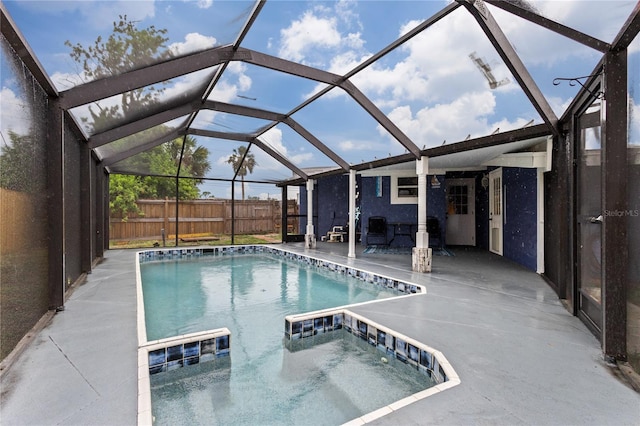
[141,254,398,341]
[141,254,433,425]
[151,331,434,425]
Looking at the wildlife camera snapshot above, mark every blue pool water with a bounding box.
[141,253,434,425]
[141,254,399,341]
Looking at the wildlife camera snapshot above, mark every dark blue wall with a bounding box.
[361,176,449,247]
[316,174,358,234]
[300,174,447,247]
[476,175,490,250]
[503,168,538,271]
[298,174,360,236]
[299,168,538,272]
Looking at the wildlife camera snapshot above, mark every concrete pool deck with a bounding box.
[1,244,639,425]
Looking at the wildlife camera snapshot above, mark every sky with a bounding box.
[1,0,639,199]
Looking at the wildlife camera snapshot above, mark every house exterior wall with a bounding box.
[503,168,538,271]
[316,174,355,236]
[301,169,538,271]
[300,174,447,248]
[358,175,447,248]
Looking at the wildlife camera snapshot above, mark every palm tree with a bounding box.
[227,146,257,200]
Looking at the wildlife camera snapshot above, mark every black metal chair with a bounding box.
[427,216,442,248]
[366,216,388,246]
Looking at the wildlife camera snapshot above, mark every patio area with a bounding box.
[1,244,638,425]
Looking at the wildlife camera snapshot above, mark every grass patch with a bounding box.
[109,233,282,249]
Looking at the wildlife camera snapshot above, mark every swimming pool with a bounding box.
[136,246,459,425]
[141,253,403,341]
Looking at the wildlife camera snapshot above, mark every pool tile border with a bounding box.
[137,245,424,296]
[144,329,231,375]
[283,307,461,425]
[284,309,450,383]
[137,329,231,425]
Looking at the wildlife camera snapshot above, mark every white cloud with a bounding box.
[209,81,239,103]
[300,1,627,136]
[193,0,213,9]
[207,61,252,103]
[0,87,31,141]
[309,11,515,108]
[383,91,535,148]
[225,62,252,92]
[491,6,595,68]
[547,95,574,119]
[339,138,391,154]
[290,152,314,164]
[279,12,342,63]
[215,154,230,167]
[361,14,513,104]
[278,1,364,68]
[169,33,217,56]
[237,74,252,92]
[534,0,636,45]
[160,68,213,101]
[259,127,314,167]
[50,71,86,92]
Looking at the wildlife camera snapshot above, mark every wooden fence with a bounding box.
[110,199,299,240]
[0,189,45,254]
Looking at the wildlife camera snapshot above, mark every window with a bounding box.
[448,185,469,215]
[391,175,418,204]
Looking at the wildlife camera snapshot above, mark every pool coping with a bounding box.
[135,245,460,425]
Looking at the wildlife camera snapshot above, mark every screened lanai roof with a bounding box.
[2,0,639,197]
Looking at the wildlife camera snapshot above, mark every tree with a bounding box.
[227,146,257,201]
[109,137,206,219]
[139,143,200,200]
[0,131,46,193]
[64,15,171,124]
[166,136,211,182]
[65,16,211,217]
[109,174,145,219]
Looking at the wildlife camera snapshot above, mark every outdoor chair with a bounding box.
[326,226,347,242]
[427,216,442,248]
[366,216,388,246]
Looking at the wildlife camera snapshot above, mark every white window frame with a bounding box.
[390,173,418,205]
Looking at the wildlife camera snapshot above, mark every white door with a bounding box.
[445,178,475,246]
[489,168,503,255]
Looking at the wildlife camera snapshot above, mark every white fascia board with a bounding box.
[359,166,487,177]
[482,152,547,169]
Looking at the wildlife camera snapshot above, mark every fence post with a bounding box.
[164,197,169,238]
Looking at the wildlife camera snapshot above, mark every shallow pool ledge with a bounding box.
[137,329,231,426]
[285,308,461,425]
